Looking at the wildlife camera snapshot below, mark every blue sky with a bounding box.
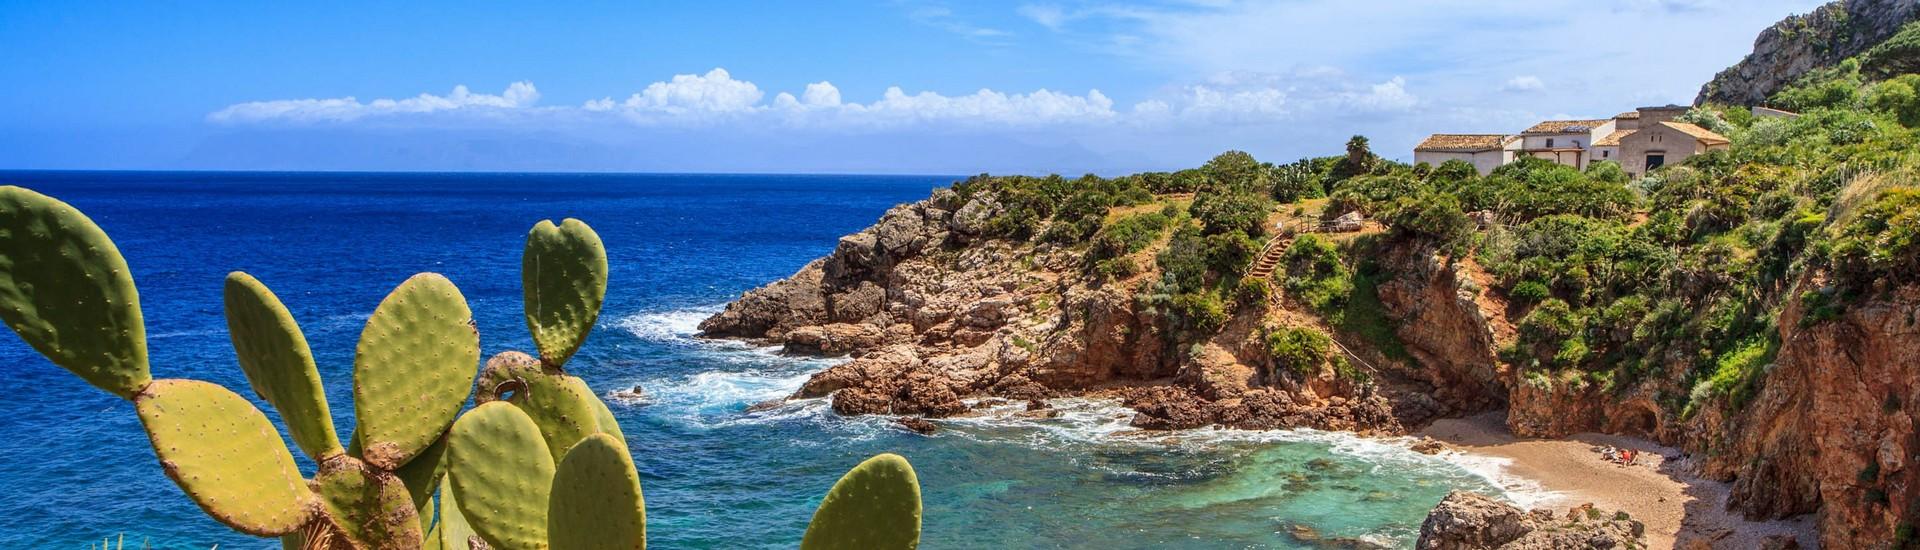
[0,0,1828,174]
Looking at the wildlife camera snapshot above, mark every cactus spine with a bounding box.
[1,188,923,549]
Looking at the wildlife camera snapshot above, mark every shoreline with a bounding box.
[1421,412,1817,550]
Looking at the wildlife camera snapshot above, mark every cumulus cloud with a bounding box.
[1502,75,1546,92]
[209,82,538,123]
[209,67,1418,135]
[621,68,764,115]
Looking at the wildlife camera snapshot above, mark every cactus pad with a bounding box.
[800,453,922,550]
[447,401,554,550]
[395,434,450,534]
[548,433,645,550]
[354,273,480,470]
[223,271,341,460]
[315,455,425,550]
[522,218,607,368]
[134,379,315,536]
[477,351,603,463]
[436,483,481,550]
[587,391,626,442]
[0,185,150,398]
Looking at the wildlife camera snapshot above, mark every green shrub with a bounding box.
[1829,188,1920,291]
[1265,326,1332,377]
[1509,280,1550,304]
[1281,234,1353,315]
[1169,292,1229,334]
[1235,276,1271,306]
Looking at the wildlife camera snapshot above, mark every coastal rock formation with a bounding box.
[1416,491,1645,550]
[700,189,1398,433]
[1710,281,1920,549]
[1374,246,1509,415]
[1698,0,1920,105]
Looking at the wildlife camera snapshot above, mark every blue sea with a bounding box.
[0,171,1536,549]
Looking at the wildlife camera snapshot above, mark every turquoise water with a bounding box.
[0,171,1530,548]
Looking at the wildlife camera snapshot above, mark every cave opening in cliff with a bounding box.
[1614,405,1659,438]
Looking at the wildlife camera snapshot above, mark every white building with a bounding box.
[1412,134,1521,175]
[1518,119,1615,169]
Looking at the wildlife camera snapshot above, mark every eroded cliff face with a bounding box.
[700,190,1401,433]
[1708,281,1920,549]
[1698,0,1920,105]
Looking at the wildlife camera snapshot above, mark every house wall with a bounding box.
[1618,124,1728,177]
[1637,107,1689,126]
[1415,150,1509,175]
[1616,117,1640,131]
[1593,145,1621,164]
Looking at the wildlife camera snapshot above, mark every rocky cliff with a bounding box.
[700,187,1409,433]
[1697,0,1919,106]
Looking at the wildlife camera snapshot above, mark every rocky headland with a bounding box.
[703,2,1920,547]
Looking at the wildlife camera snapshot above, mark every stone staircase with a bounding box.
[1246,232,1294,279]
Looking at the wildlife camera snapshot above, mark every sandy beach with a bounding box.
[1420,412,1818,549]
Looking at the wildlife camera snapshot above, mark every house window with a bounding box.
[1573,140,1581,148]
[1647,153,1666,170]
[1604,150,1611,158]
[1546,138,1555,147]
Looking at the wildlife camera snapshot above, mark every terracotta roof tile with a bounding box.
[1659,121,1730,144]
[1415,134,1515,152]
[1595,129,1636,147]
[1521,119,1612,134]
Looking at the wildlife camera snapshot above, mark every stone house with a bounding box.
[1412,134,1521,175]
[1415,104,1727,178]
[1617,120,1731,178]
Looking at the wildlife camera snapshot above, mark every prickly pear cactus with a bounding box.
[548,433,646,550]
[314,455,423,549]
[523,218,608,368]
[477,350,607,463]
[447,401,555,550]
[134,379,316,536]
[5,186,934,550]
[353,273,481,471]
[800,453,923,550]
[0,185,150,397]
[224,271,341,459]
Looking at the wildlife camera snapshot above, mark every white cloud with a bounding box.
[1502,75,1546,92]
[208,82,539,123]
[1017,4,1068,30]
[209,67,1418,134]
[621,68,764,115]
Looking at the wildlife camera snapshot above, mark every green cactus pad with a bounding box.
[134,379,316,536]
[354,273,480,470]
[395,434,450,534]
[548,433,646,550]
[477,351,603,464]
[800,453,922,550]
[522,218,608,368]
[0,186,150,398]
[223,271,341,460]
[436,483,481,550]
[447,401,554,550]
[315,455,425,550]
[587,391,626,442]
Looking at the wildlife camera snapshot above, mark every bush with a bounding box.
[1265,326,1332,377]
[1509,280,1551,304]
[1235,276,1272,306]
[1190,187,1272,236]
[1829,188,1920,291]
[1169,292,1229,334]
[1281,234,1353,315]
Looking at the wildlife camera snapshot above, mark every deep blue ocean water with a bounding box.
[0,171,1533,549]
